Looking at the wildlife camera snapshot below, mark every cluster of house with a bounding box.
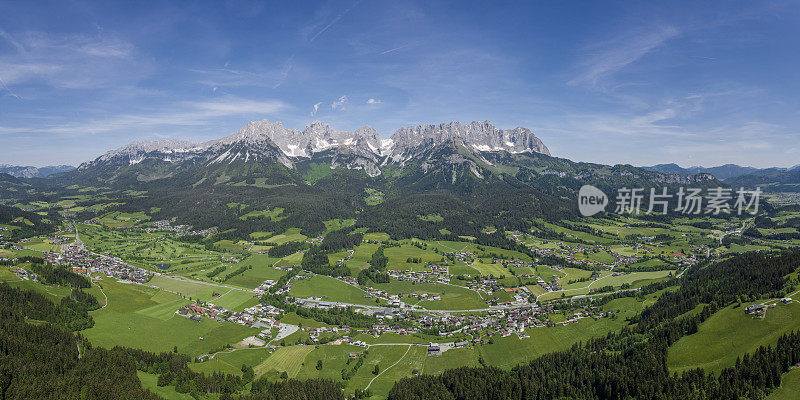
[178,302,230,322]
[334,249,356,266]
[361,286,391,301]
[252,279,276,296]
[427,340,471,356]
[502,286,535,305]
[494,258,535,270]
[45,243,152,283]
[299,326,363,343]
[179,301,282,327]
[10,266,37,281]
[366,324,419,336]
[145,220,217,237]
[410,300,613,339]
[463,277,504,295]
[406,292,442,301]
[272,271,309,295]
[386,266,449,284]
[44,234,72,246]
[0,241,24,251]
[305,236,324,245]
[336,275,359,286]
[447,251,475,264]
[353,306,406,320]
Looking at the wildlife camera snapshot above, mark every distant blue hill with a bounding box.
[0,164,76,179]
[642,163,765,180]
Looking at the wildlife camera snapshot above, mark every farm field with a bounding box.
[263,228,307,245]
[667,302,800,374]
[477,317,628,369]
[767,368,800,399]
[220,255,287,289]
[253,345,316,378]
[288,275,371,305]
[82,277,259,358]
[345,345,423,396]
[372,280,486,310]
[469,261,510,277]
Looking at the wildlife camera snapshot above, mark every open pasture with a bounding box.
[83,277,258,358]
[668,302,800,374]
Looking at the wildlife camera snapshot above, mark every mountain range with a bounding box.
[62,119,724,196]
[78,120,551,179]
[0,164,75,179]
[642,163,800,181]
[0,119,735,239]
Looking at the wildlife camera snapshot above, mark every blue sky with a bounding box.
[1,0,799,168]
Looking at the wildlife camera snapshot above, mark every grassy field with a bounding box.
[288,275,372,305]
[295,345,366,382]
[218,254,286,289]
[78,223,226,273]
[191,346,280,377]
[264,228,307,245]
[1,267,75,301]
[384,244,443,270]
[557,268,592,285]
[346,345,423,396]
[597,270,672,287]
[668,302,800,374]
[470,261,511,277]
[537,270,671,301]
[477,317,627,369]
[253,345,316,378]
[766,368,800,399]
[82,277,258,358]
[372,281,486,310]
[137,371,195,400]
[423,347,479,375]
[448,264,479,277]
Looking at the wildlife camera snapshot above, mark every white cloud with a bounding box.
[188,98,289,116]
[366,98,382,105]
[331,95,348,110]
[310,101,322,116]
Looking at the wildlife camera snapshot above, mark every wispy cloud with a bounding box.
[308,0,362,42]
[191,56,296,90]
[0,96,290,137]
[273,55,295,88]
[366,98,382,105]
[569,26,680,87]
[379,44,410,55]
[0,77,22,100]
[0,28,25,51]
[0,30,141,89]
[331,95,348,110]
[310,101,322,116]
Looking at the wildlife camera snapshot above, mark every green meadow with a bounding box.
[288,275,371,305]
[82,277,258,358]
[668,302,800,374]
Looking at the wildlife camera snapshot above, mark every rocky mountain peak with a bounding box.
[388,120,550,163]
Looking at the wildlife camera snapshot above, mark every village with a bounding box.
[45,242,153,283]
